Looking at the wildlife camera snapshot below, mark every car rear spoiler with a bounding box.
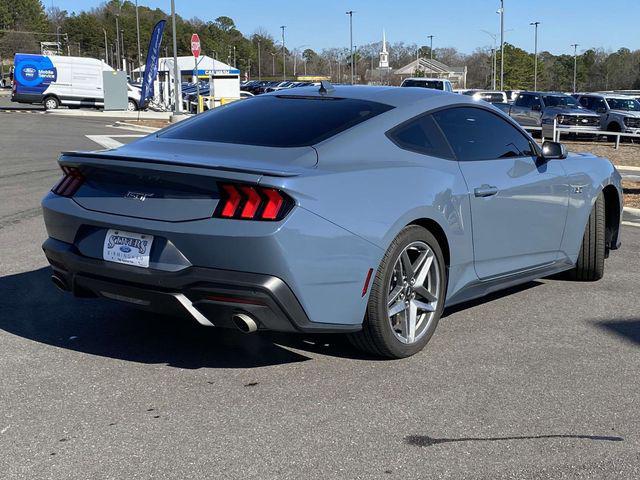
[60,151,302,178]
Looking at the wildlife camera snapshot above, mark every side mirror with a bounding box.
[532,104,542,111]
[541,141,568,160]
[596,107,606,114]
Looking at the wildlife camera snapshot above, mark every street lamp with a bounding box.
[270,52,276,76]
[427,35,434,60]
[571,43,579,93]
[346,11,355,84]
[530,21,540,91]
[280,26,286,80]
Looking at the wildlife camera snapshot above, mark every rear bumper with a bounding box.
[43,237,360,334]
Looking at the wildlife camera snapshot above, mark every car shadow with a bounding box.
[594,318,640,346]
[404,433,623,447]
[0,267,318,369]
[442,281,543,317]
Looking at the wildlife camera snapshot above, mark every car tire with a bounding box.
[349,225,447,359]
[127,99,138,111]
[567,193,606,281]
[44,96,59,110]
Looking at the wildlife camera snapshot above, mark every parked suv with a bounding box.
[576,93,640,134]
[503,91,600,138]
[400,78,453,92]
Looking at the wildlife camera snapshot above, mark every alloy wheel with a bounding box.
[387,241,441,344]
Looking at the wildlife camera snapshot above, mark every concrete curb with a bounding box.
[618,165,640,172]
[623,206,640,214]
[45,109,177,120]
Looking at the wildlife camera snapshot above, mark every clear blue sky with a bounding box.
[50,0,640,55]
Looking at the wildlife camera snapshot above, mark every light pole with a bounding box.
[270,52,276,76]
[346,11,354,84]
[427,35,434,60]
[115,13,121,69]
[257,39,262,80]
[135,0,142,79]
[103,28,109,65]
[280,26,286,80]
[530,21,540,91]
[170,0,182,117]
[56,26,62,53]
[499,0,505,90]
[233,45,236,67]
[482,30,497,90]
[571,43,579,93]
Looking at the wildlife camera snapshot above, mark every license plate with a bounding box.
[103,229,154,268]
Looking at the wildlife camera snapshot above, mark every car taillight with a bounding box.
[214,183,293,221]
[51,166,85,197]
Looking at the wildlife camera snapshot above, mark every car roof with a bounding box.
[262,84,454,108]
[519,91,568,96]
[403,77,449,82]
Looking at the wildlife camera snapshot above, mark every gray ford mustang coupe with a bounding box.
[42,84,623,358]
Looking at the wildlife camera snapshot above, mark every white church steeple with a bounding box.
[379,29,389,69]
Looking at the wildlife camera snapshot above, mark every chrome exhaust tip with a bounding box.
[232,313,258,333]
[51,274,70,292]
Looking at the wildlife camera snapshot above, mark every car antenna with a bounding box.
[319,80,335,95]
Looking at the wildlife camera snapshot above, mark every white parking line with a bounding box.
[85,134,144,149]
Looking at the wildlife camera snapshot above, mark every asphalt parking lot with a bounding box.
[1,110,639,479]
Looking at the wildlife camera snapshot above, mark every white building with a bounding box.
[394,58,467,88]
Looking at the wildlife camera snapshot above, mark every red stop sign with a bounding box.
[191,33,201,58]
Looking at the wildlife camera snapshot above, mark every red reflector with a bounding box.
[220,184,241,217]
[362,268,374,297]
[240,186,262,219]
[261,189,284,220]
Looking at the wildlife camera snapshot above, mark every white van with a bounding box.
[400,77,454,92]
[12,53,140,110]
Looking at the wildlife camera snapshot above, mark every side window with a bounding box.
[593,98,607,111]
[432,107,536,161]
[387,114,454,159]
[515,94,532,108]
[579,97,590,108]
[531,95,542,109]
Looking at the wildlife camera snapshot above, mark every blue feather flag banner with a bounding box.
[140,19,166,108]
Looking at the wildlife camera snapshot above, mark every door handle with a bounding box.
[474,185,498,198]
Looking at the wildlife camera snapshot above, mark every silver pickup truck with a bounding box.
[576,93,640,135]
[494,91,601,138]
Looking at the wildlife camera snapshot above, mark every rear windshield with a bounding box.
[402,80,443,90]
[161,95,394,147]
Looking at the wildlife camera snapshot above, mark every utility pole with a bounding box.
[170,0,182,117]
[103,29,109,65]
[530,21,540,91]
[233,45,236,67]
[499,0,505,90]
[571,43,579,93]
[280,26,286,80]
[270,52,275,76]
[257,39,262,80]
[135,0,142,79]
[346,11,354,84]
[427,35,434,60]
